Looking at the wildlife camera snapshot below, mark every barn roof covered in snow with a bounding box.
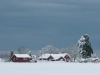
[39,53,70,59]
[51,54,68,59]
[39,54,51,58]
[13,54,31,58]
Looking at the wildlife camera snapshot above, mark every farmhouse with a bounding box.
[11,54,31,62]
[39,53,71,62]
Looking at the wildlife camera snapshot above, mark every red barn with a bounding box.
[11,54,31,62]
[51,54,70,62]
[39,53,71,62]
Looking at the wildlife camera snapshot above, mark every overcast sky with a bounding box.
[0,0,100,51]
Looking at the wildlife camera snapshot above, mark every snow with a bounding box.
[14,54,31,58]
[78,36,86,45]
[0,58,3,62]
[39,53,70,59]
[39,54,51,58]
[0,62,100,75]
[77,34,90,46]
[51,54,64,59]
[51,54,70,59]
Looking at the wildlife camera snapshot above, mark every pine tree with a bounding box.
[77,34,93,58]
[9,51,14,61]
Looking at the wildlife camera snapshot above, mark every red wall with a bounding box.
[47,56,54,61]
[12,55,30,62]
[64,55,70,62]
[56,57,65,61]
[39,55,71,62]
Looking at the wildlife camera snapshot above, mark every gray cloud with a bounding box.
[1,0,100,25]
[0,0,100,51]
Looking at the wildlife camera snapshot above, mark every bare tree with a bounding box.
[61,44,79,62]
[39,45,59,55]
[18,46,30,54]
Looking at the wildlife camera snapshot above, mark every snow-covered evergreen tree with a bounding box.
[39,45,59,55]
[77,34,93,58]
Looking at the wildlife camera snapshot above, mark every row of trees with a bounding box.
[39,45,78,54]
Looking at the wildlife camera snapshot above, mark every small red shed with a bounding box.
[11,54,31,62]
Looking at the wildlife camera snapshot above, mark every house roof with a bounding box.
[39,54,51,59]
[13,54,31,58]
[39,53,70,59]
[51,54,67,59]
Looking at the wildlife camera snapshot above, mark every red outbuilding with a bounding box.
[11,54,31,62]
[39,53,71,62]
[51,54,70,62]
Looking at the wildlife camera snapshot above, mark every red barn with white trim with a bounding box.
[11,54,31,62]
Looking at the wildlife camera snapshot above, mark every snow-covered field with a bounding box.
[0,61,100,75]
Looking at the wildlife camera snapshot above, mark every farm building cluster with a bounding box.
[9,53,99,63]
[10,53,71,62]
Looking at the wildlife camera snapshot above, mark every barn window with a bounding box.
[23,58,27,60]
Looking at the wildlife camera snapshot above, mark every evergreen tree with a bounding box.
[77,34,93,58]
[9,51,14,61]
